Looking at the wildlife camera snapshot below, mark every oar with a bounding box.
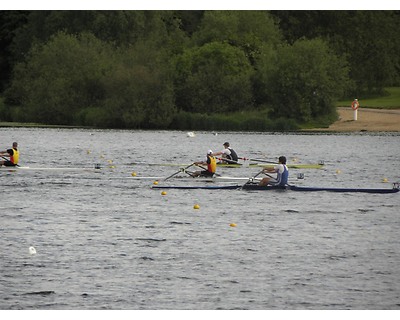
[216,157,241,165]
[239,157,278,164]
[242,169,265,186]
[195,164,221,176]
[164,163,195,180]
[242,169,277,187]
[1,156,20,167]
[264,173,275,179]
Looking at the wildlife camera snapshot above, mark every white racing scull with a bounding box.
[0,165,102,172]
[129,175,262,183]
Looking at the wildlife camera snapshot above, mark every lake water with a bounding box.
[1,128,399,310]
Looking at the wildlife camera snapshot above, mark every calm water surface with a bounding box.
[1,128,399,309]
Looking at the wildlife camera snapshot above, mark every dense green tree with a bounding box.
[1,10,399,129]
[174,41,254,114]
[192,11,281,64]
[0,11,29,91]
[173,11,204,36]
[6,32,115,124]
[338,11,400,94]
[10,11,188,61]
[189,11,283,110]
[266,38,350,122]
[172,11,283,116]
[93,42,176,129]
[271,11,400,95]
[5,31,177,128]
[4,11,182,128]
[251,44,278,108]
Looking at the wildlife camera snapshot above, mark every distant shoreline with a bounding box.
[2,107,400,132]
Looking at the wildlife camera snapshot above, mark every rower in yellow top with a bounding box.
[192,149,217,177]
[0,142,19,167]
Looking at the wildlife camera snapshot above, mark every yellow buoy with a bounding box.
[336,169,341,174]
[131,172,137,177]
[153,180,159,185]
[382,178,388,183]
[193,204,200,209]
[230,223,237,227]
[87,150,91,154]
[161,191,167,196]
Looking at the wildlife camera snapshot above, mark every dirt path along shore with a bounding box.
[316,107,400,132]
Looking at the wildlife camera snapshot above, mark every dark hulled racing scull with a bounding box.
[151,183,400,194]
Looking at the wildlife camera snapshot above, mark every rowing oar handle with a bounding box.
[243,169,265,186]
[216,157,240,164]
[1,155,20,167]
[165,163,195,180]
[239,157,278,164]
[196,164,221,176]
[244,169,276,186]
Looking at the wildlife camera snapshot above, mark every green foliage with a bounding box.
[271,11,400,95]
[266,38,350,123]
[75,107,114,128]
[192,11,281,64]
[173,41,254,114]
[0,11,29,91]
[174,11,204,36]
[343,12,400,94]
[98,62,176,129]
[5,30,177,128]
[336,87,400,109]
[6,32,114,125]
[0,96,7,120]
[1,10,399,130]
[10,11,180,56]
[170,110,299,131]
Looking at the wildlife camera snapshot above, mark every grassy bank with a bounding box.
[336,87,400,109]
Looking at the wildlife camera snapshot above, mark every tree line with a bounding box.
[0,11,399,130]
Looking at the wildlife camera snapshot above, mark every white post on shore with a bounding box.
[351,98,359,121]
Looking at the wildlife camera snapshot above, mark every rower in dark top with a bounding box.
[211,142,239,164]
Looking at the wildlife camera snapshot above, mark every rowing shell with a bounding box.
[152,185,240,190]
[152,183,400,194]
[0,166,102,172]
[132,162,324,169]
[253,163,324,169]
[243,184,400,193]
[131,175,261,182]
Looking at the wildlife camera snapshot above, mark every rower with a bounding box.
[211,142,239,164]
[0,142,19,167]
[258,156,289,187]
[192,150,217,177]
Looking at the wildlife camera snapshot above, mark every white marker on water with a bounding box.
[29,246,37,255]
